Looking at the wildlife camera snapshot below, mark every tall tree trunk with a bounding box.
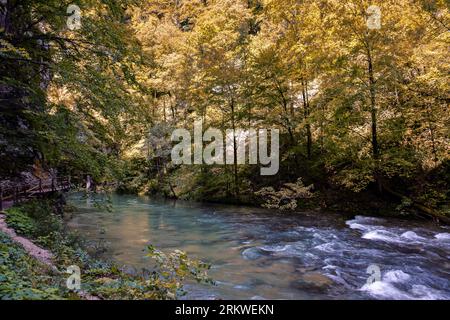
[163,99,166,122]
[230,98,239,197]
[302,80,312,159]
[275,81,295,145]
[426,107,438,165]
[367,48,381,193]
[222,115,231,196]
[367,50,379,159]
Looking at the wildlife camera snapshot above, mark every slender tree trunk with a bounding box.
[367,48,382,193]
[275,81,295,145]
[230,98,239,197]
[170,103,175,120]
[302,80,312,159]
[168,91,176,120]
[367,51,379,159]
[222,115,230,196]
[163,99,166,122]
[320,103,325,154]
[426,107,438,164]
[201,108,207,174]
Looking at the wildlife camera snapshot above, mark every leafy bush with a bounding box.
[0,232,65,300]
[5,200,61,239]
[255,178,314,211]
[4,207,37,236]
[146,246,213,299]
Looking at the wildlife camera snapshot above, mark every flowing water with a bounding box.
[67,193,450,300]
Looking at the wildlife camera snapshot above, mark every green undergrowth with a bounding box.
[1,200,212,300]
[0,232,65,300]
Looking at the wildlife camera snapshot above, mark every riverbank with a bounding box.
[0,199,211,300]
[117,148,449,226]
[118,182,449,226]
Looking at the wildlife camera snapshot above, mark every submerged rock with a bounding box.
[292,272,334,293]
[242,247,264,260]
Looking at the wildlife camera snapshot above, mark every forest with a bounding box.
[1,0,449,218]
[0,0,449,301]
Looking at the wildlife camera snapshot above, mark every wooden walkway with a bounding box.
[0,177,71,211]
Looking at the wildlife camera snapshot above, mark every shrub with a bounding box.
[255,178,314,211]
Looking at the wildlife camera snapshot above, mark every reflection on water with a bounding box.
[67,193,450,300]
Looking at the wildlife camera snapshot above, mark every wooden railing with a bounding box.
[0,176,71,211]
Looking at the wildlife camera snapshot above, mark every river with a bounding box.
[67,193,450,300]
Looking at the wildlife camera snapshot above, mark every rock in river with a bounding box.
[291,272,334,293]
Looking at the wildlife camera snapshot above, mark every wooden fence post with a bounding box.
[14,187,18,204]
[0,186,3,211]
